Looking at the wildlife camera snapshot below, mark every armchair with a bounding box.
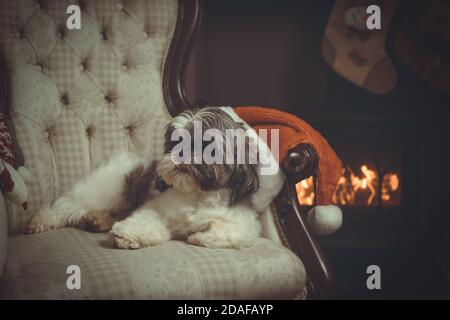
[0,0,335,299]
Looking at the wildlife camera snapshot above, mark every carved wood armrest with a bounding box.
[277,143,337,299]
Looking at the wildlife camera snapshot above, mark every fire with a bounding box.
[295,176,315,206]
[296,164,401,207]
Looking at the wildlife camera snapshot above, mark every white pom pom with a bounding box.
[307,205,343,236]
[17,166,31,183]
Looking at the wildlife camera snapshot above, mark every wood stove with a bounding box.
[295,110,422,248]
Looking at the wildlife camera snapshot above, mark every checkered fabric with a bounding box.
[0,0,176,232]
[0,228,307,299]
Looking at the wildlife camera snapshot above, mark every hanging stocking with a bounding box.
[322,0,398,94]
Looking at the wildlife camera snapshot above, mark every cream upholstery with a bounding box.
[0,0,308,299]
[0,229,306,299]
[0,0,176,232]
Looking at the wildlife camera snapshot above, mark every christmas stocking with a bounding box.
[0,111,30,209]
[322,0,398,94]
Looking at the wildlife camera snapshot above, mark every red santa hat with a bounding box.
[234,106,343,236]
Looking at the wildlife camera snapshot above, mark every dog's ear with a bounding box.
[228,163,259,206]
[228,132,260,206]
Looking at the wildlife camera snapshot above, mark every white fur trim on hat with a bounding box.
[220,106,285,213]
[307,205,343,236]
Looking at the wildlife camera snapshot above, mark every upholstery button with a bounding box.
[143,31,149,39]
[105,93,114,104]
[36,2,40,9]
[116,2,123,10]
[86,125,95,138]
[120,63,128,72]
[44,127,54,140]
[60,94,69,105]
[100,30,107,40]
[16,30,23,39]
[57,31,63,39]
[36,63,43,72]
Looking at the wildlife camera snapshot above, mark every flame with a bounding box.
[296,176,314,206]
[297,164,401,207]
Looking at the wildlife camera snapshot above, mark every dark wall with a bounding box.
[187,0,334,114]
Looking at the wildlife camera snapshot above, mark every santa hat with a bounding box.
[234,106,343,236]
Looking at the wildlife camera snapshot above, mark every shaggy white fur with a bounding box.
[111,186,261,249]
[26,152,147,232]
[26,152,261,249]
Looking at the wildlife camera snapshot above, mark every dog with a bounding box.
[25,107,262,249]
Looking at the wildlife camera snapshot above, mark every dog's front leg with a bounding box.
[187,207,261,249]
[110,207,171,249]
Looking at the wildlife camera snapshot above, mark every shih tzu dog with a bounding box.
[26,107,262,249]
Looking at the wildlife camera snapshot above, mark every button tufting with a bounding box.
[120,63,129,72]
[100,30,107,41]
[36,2,40,9]
[60,93,69,105]
[116,2,123,10]
[44,127,53,140]
[125,125,133,133]
[104,93,115,104]
[16,30,23,39]
[35,63,43,72]
[86,125,95,138]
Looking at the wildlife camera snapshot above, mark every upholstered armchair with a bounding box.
[0,0,335,299]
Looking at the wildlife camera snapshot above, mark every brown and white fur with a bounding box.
[26,108,261,249]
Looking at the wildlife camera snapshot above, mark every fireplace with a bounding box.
[295,111,422,248]
[297,143,402,208]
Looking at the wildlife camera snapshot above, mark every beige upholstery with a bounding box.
[0,229,306,299]
[0,0,308,299]
[0,0,176,232]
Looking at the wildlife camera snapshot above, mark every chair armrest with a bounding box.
[234,106,338,299]
[279,144,336,299]
[0,191,8,277]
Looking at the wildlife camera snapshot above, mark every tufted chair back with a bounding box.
[0,0,188,232]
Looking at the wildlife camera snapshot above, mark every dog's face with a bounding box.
[157,107,259,206]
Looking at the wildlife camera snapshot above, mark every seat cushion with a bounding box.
[0,228,307,299]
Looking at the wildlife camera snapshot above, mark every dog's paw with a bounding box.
[187,221,234,249]
[111,235,141,249]
[83,210,115,233]
[187,232,233,248]
[187,220,258,249]
[25,209,57,234]
[110,217,171,249]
